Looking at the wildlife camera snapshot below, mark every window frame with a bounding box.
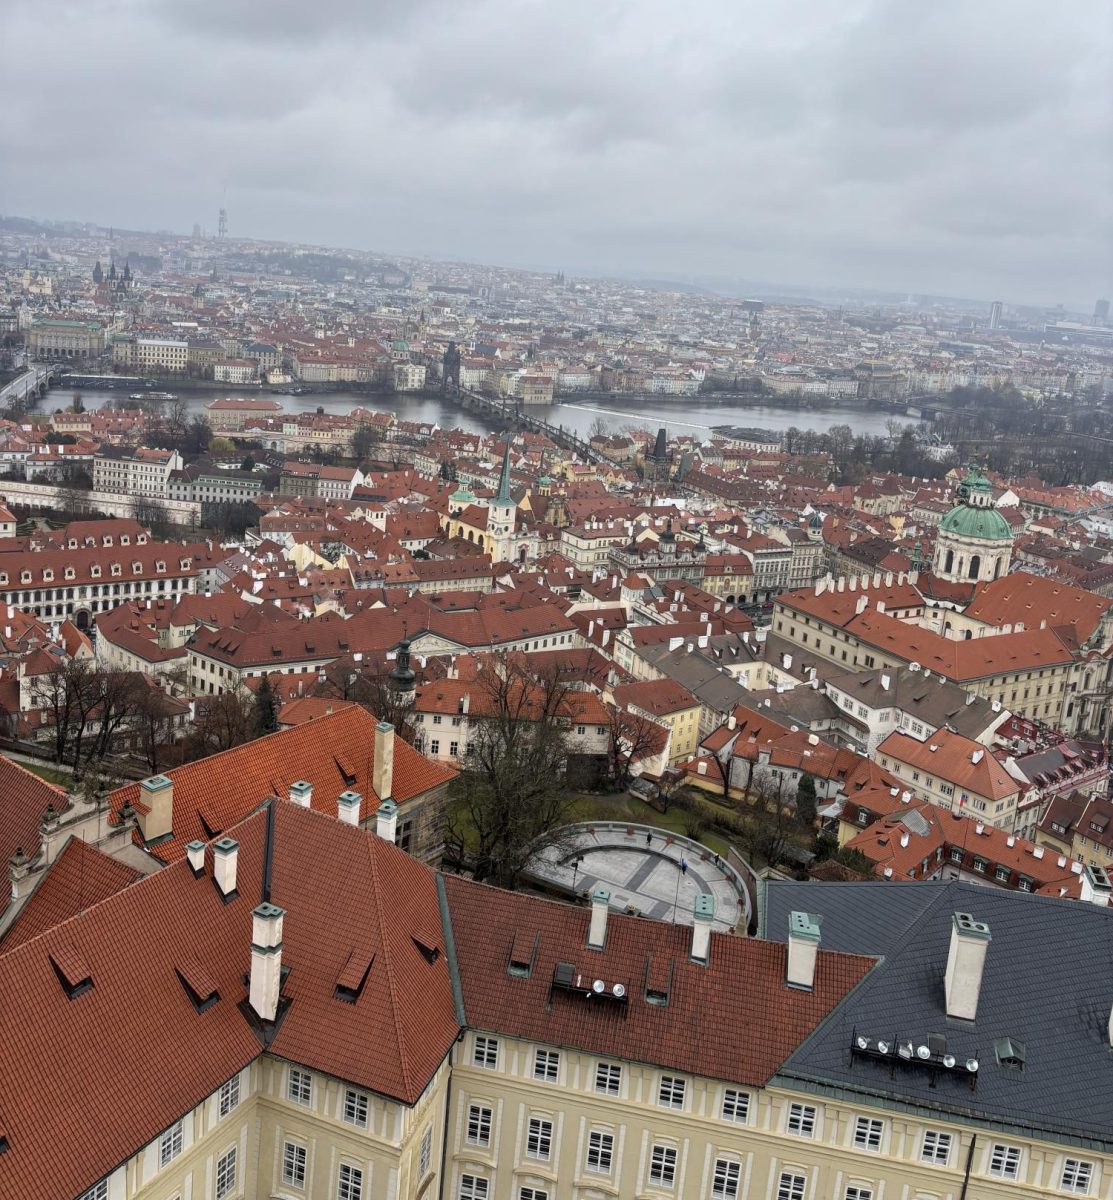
[533,1048,559,1082]
[158,1119,184,1168]
[343,1088,369,1128]
[218,1074,240,1117]
[287,1066,313,1106]
[786,1101,817,1137]
[282,1140,308,1189]
[1061,1158,1094,1194]
[466,1103,493,1147]
[712,1158,741,1200]
[215,1147,237,1200]
[525,1115,553,1161]
[988,1143,1022,1180]
[648,1144,678,1187]
[852,1115,884,1152]
[657,1074,687,1109]
[595,1061,621,1095]
[473,1035,499,1069]
[921,1129,952,1166]
[337,1162,364,1200]
[459,1174,490,1200]
[721,1088,750,1123]
[777,1172,806,1200]
[586,1129,614,1174]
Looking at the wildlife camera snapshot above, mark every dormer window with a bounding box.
[110,564,121,577]
[0,573,6,586]
[64,567,75,581]
[132,562,142,575]
[155,560,165,573]
[20,571,30,584]
[120,535,130,546]
[42,569,53,582]
[90,565,101,579]
[103,536,113,547]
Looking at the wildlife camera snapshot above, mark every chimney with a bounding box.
[855,594,868,615]
[786,911,821,990]
[691,893,714,963]
[880,673,890,691]
[186,840,205,877]
[944,912,991,1021]
[337,790,362,825]
[249,902,285,1022]
[373,721,394,801]
[900,831,910,848]
[136,774,174,843]
[587,887,610,949]
[213,837,239,898]
[289,780,312,807]
[376,797,398,842]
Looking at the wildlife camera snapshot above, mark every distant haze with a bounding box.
[3,0,1110,306]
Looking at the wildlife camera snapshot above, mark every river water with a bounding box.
[43,387,908,441]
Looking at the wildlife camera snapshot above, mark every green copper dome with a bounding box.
[939,504,1012,541]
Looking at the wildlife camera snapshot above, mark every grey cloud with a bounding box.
[1,0,1110,304]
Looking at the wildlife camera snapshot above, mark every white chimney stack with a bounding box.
[186,839,205,876]
[587,887,610,949]
[337,790,362,826]
[249,902,285,1022]
[137,773,174,843]
[213,837,239,898]
[376,797,398,842]
[691,893,714,963]
[289,780,312,807]
[944,912,991,1021]
[786,911,821,991]
[373,721,394,801]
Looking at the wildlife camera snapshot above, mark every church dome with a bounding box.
[939,503,1012,542]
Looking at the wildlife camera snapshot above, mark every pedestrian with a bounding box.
[680,859,688,875]
[646,831,652,847]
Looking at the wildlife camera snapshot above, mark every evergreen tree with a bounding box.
[796,773,818,827]
[254,675,279,736]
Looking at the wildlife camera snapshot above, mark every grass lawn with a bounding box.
[18,762,73,788]
[568,791,733,858]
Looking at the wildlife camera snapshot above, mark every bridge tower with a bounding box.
[441,341,461,396]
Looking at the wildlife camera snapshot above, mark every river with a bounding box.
[43,387,910,441]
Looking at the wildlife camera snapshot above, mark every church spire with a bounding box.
[494,439,513,506]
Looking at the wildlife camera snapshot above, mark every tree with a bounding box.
[443,657,579,889]
[240,455,255,471]
[319,660,417,744]
[351,424,381,463]
[209,436,235,454]
[253,675,279,737]
[589,415,609,441]
[604,703,665,789]
[796,772,818,829]
[188,691,256,757]
[131,495,171,539]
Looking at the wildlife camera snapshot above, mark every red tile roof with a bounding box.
[109,707,456,864]
[444,875,874,1087]
[0,756,67,916]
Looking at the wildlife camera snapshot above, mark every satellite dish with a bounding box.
[916,1045,931,1060]
[612,983,626,998]
[943,1054,956,1068]
[592,979,605,994]
[910,662,921,672]
[966,1058,979,1073]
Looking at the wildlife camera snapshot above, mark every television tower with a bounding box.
[218,207,227,239]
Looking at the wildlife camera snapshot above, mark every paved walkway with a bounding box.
[528,822,746,933]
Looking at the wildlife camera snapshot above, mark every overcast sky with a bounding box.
[3,0,1110,305]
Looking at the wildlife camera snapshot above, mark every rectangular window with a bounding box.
[586,1130,613,1173]
[526,1116,552,1160]
[460,1175,489,1200]
[658,1075,686,1108]
[159,1120,183,1167]
[853,1116,884,1151]
[474,1035,499,1068]
[78,1185,108,1200]
[712,1159,741,1199]
[786,1102,817,1136]
[595,1062,621,1095]
[343,1089,369,1128]
[288,1067,312,1105]
[466,1104,492,1147]
[533,1048,559,1082]
[777,1172,806,1200]
[844,1189,873,1200]
[419,1127,432,1178]
[921,1130,952,1165]
[430,739,440,755]
[1061,1159,1094,1194]
[338,1164,363,1200]
[216,1148,237,1200]
[649,1145,677,1187]
[218,1075,240,1116]
[721,1088,750,1122]
[283,1141,307,1188]
[989,1144,1021,1180]
[519,1190,548,1200]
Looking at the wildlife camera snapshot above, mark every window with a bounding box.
[1061,1159,1093,1193]
[430,739,440,755]
[419,1127,432,1177]
[658,1075,686,1108]
[533,1048,559,1082]
[586,1130,613,1173]
[460,1175,489,1200]
[721,1088,750,1122]
[853,1116,884,1151]
[433,714,442,725]
[526,1116,552,1160]
[218,1075,240,1116]
[216,1148,237,1200]
[777,1172,806,1200]
[712,1159,741,1199]
[995,866,1010,882]
[338,1163,363,1200]
[466,1104,492,1146]
[78,1185,108,1200]
[595,1061,621,1095]
[649,1145,677,1187]
[844,1189,873,1200]
[288,1067,312,1105]
[786,1102,817,1136]
[989,1144,1021,1180]
[949,847,964,863]
[921,1130,952,1165]
[474,1035,499,1068]
[283,1141,307,1188]
[343,1089,369,1127]
[519,1190,548,1200]
[159,1119,184,1167]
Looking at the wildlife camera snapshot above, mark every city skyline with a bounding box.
[3,0,1109,309]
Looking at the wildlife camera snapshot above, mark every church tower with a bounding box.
[932,465,1013,583]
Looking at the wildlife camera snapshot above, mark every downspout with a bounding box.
[959,1132,978,1200]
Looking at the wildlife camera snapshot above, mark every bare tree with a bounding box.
[444,656,578,889]
[188,690,256,757]
[604,703,665,789]
[30,656,96,767]
[318,660,417,743]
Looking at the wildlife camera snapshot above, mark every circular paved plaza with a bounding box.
[528,822,748,933]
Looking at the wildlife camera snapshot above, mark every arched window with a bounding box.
[968,554,981,579]
[994,556,1003,579]
[944,549,954,574]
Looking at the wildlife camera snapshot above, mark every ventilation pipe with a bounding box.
[691,893,714,963]
[337,790,362,826]
[289,780,312,807]
[376,797,398,842]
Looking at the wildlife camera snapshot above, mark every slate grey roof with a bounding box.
[637,637,754,713]
[763,879,1113,1149]
[826,666,1001,740]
